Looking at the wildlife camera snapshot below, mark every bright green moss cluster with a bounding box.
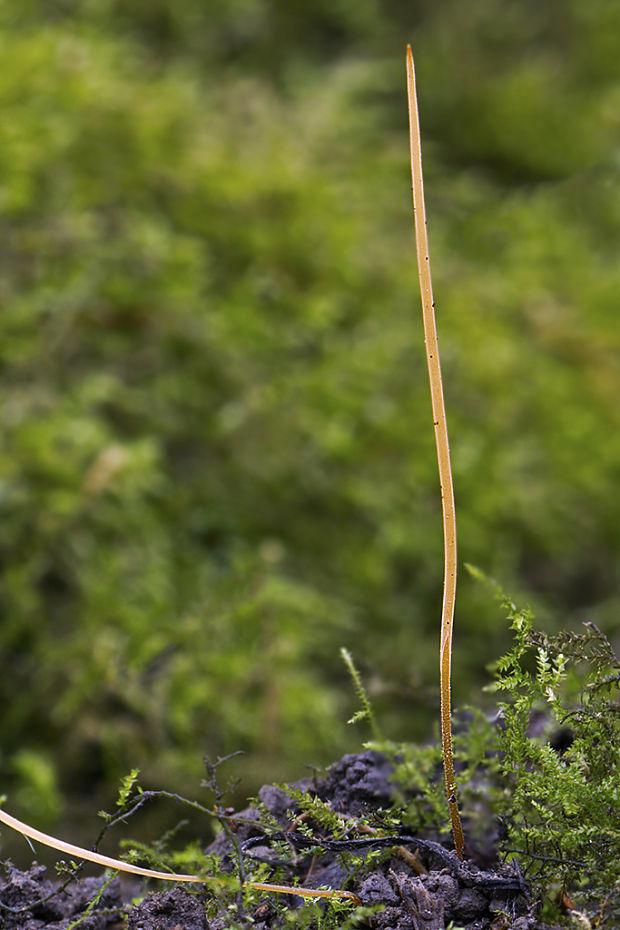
[382,591,619,925]
[489,600,619,923]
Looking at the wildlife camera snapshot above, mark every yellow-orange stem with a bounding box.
[406,44,464,860]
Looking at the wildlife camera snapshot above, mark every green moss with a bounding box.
[384,590,619,925]
[489,600,620,920]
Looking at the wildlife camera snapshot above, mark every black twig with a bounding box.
[241,832,528,894]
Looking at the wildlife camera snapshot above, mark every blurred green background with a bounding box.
[1,0,620,848]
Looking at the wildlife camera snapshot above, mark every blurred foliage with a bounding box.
[11,749,63,826]
[0,0,620,839]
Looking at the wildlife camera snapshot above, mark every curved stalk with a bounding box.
[406,44,465,859]
[0,807,359,901]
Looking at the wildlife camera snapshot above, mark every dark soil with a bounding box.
[0,863,124,929]
[0,751,562,930]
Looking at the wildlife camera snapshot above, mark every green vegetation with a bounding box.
[340,648,383,742]
[489,599,620,923]
[57,604,613,925]
[1,0,619,855]
[381,593,620,924]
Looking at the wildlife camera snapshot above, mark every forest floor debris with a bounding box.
[0,752,564,929]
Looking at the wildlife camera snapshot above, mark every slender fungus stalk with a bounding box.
[0,807,359,902]
[406,44,465,859]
